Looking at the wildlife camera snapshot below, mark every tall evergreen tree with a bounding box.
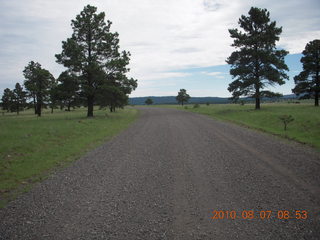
[57,71,80,111]
[23,61,54,116]
[226,7,289,109]
[56,5,136,117]
[48,78,60,113]
[293,39,320,106]
[1,88,14,112]
[13,83,27,115]
[176,89,190,106]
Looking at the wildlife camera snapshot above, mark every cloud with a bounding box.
[136,71,191,81]
[172,47,202,53]
[199,71,227,80]
[203,0,222,11]
[263,0,320,54]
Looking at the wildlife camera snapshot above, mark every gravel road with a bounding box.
[1,107,319,239]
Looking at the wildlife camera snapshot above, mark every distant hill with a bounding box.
[129,94,299,105]
[280,94,298,99]
[129,96,231,105]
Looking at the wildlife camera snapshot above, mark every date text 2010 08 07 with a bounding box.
[211,210,308,220]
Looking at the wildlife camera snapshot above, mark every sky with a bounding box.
[0,0,319,98]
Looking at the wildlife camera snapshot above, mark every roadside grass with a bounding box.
[158,102,320,150]
[0,107,138,207]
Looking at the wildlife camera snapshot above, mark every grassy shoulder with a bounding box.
[158,102,320,150]
[0,107,138,207]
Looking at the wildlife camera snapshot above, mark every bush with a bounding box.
[193,104,200,108]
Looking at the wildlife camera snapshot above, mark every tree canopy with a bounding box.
[1,88,14,112]
[56,5,137,117]
[12,83,27,115]
[145,98,153,105]
[226,7,289,109]
[292,39,320,106]
[23,61,54,116]
[56,71,80,111]
[176,89,190,106]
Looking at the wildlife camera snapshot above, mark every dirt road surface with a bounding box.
[1,107,319,239]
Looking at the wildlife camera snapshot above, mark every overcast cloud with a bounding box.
[0,0,319,97]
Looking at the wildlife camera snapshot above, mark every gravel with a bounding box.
[0,107,319,239]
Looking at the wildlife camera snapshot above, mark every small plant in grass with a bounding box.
[279,115,294,131]
[193,104,200,108]
[184,106,189,109]
[206,102,210,106]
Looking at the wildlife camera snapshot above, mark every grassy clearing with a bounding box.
[0,107,138,207]
[160,102,320,150]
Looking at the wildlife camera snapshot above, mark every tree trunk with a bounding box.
[36,93,42,117]
[255,86,261,110]
[33,97,37,115]
[67,101,71,111]
[37,101,41,117]
[315,70,319,107]
[255,97,260,110]
[315,71,319,106]
[51,106,54,114]
[87,95,94,117]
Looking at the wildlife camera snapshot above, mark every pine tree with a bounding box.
[226,7,289,109]
[13,83,27,115]
[57,71,80,111]
[293,39,320,106]
[56,5,136,117]
[145,98,153,105]
[23,61,54,116]
[176,89,190,106]
[1,88,14,112]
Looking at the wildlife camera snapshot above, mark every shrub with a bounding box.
[193,104,200,108]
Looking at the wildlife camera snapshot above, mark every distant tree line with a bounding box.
[1,83,26,115]
[0,5,137,117]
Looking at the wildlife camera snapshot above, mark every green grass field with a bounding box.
[0,107,138,207]
[159,102,320,150]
